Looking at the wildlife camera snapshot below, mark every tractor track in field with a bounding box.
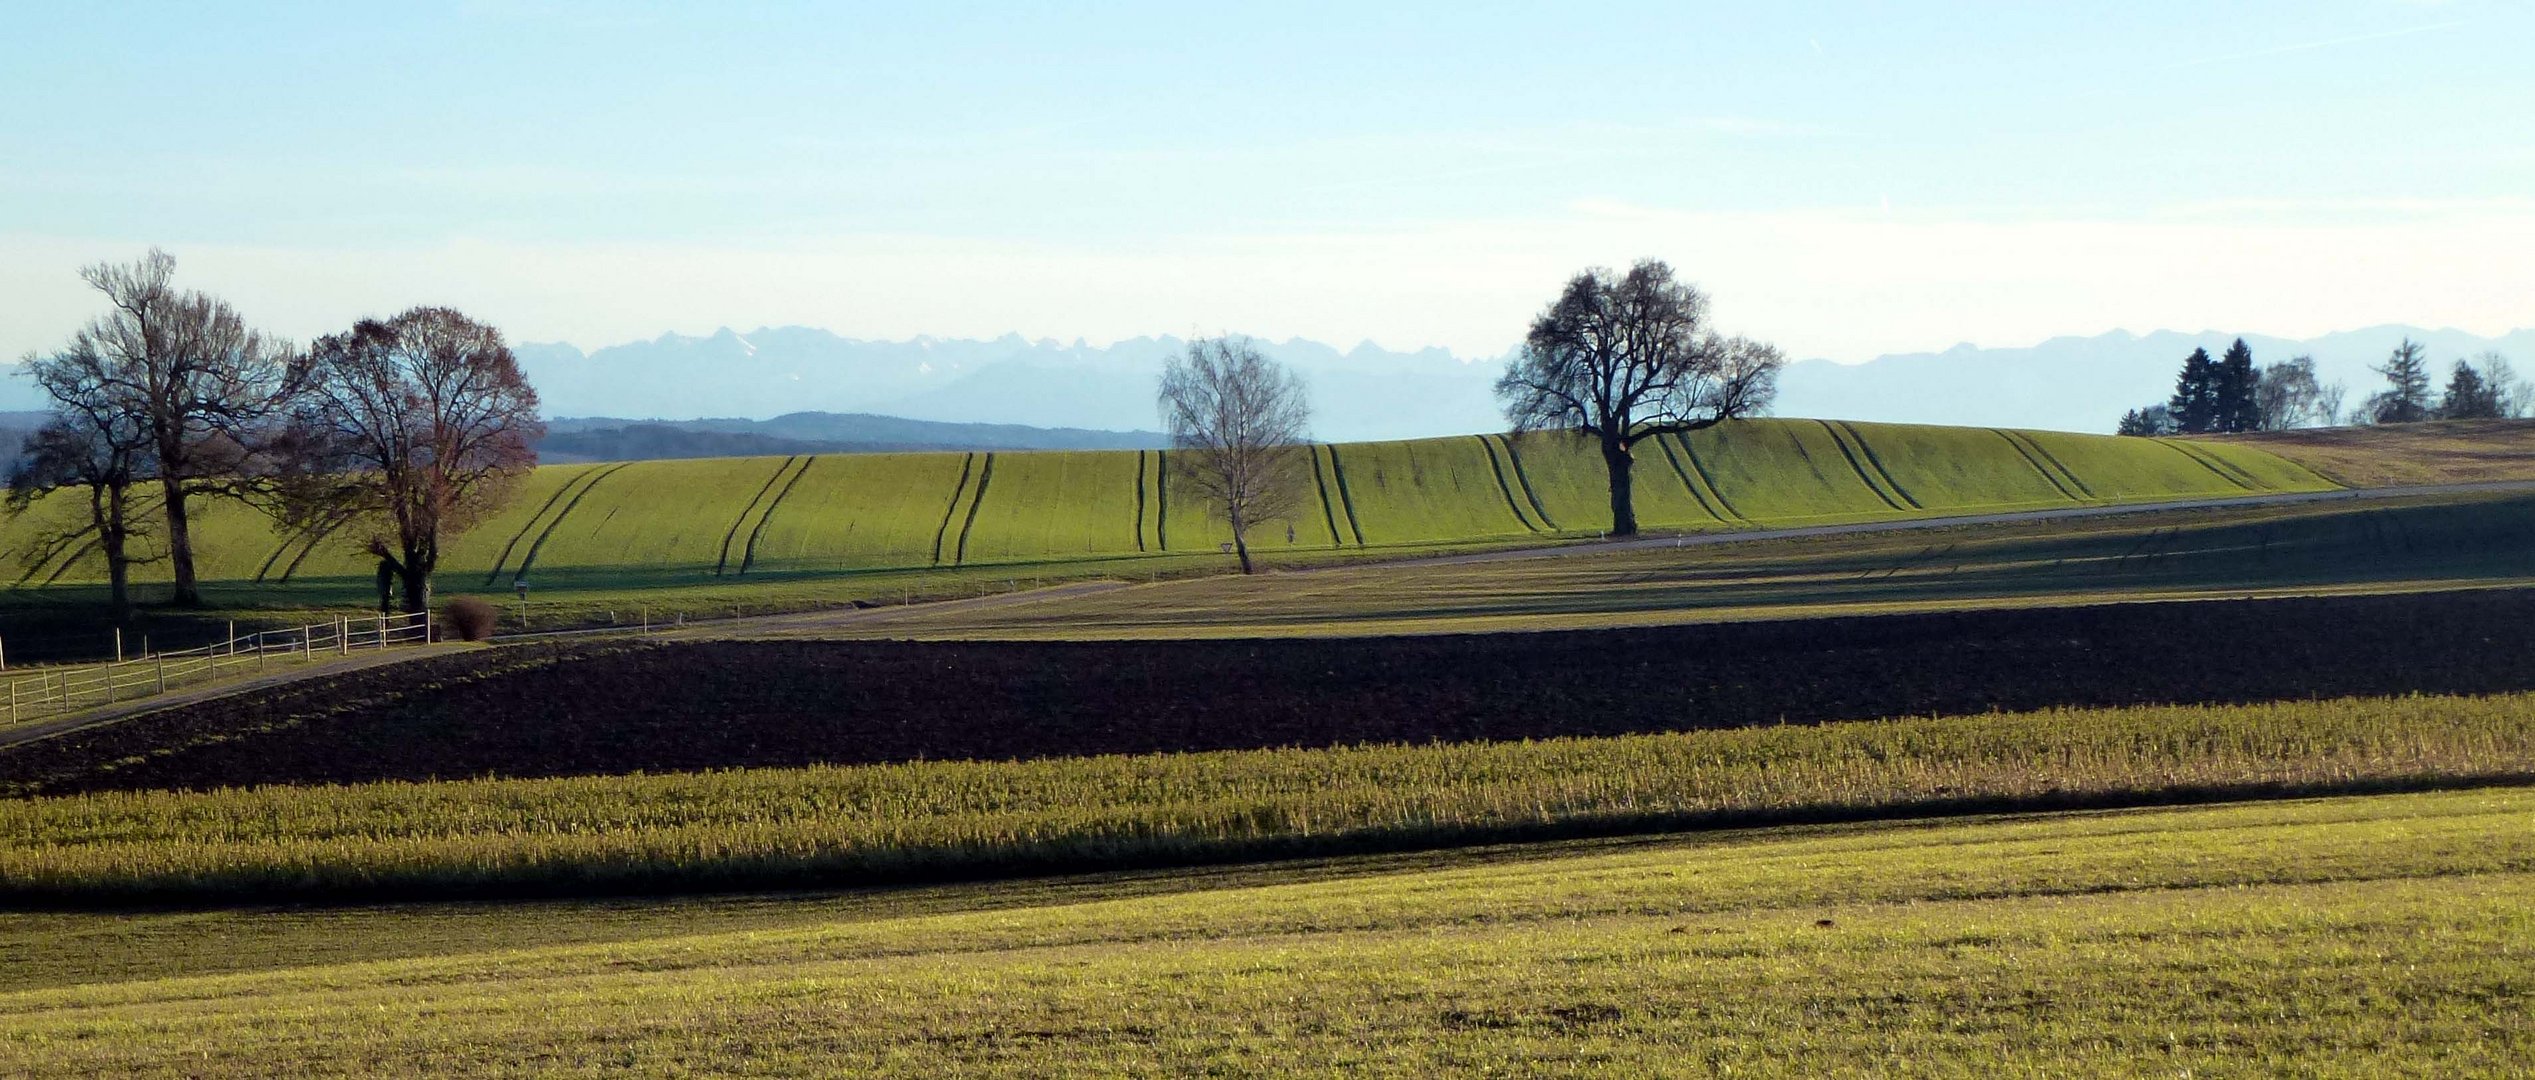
[12,478,2533,749]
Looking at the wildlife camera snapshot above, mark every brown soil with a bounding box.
[6,588,2535,797]
[2212,418,2535,487]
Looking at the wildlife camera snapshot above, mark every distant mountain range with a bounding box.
[508,324,2533,441]
[5,325,2529,454]
[536,413,1163,463]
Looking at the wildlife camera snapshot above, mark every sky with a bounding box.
[3,1,2531,365]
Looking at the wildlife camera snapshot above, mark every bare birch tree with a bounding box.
[1157,337,1310,575]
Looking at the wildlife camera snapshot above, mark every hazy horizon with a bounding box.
[7,2,2533,369]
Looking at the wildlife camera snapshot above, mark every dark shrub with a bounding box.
[441,597,500,642]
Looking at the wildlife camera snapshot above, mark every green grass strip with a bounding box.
[1830,421,1925,509]
[1308,445,1346,548]
[1495,434,1560,531]
[1473,436,1542,533]
[511,463,632,580]
[1992,430,2085,502]
[4,691,2526,906]
[714,456,798,577]
[738,456,817,576]
[2005,430,2100,499]
[481,466,606,587]
[928,453,976,566]
[1324,444,1367,546]
[2162,438,2264,489]
[952,453,996,566]
[1132,450,1150,554]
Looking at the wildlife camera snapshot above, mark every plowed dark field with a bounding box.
[7,588,2534,796]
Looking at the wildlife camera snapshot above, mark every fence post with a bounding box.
[1,634,7,672]
[377,613,387,650]
[424,609,433,644]
[227,621,236,657]
[114,628,124,664]
[338,616,349,656]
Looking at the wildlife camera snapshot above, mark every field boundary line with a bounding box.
[2157,439,2259,490]
[715,456,798,577]
[1993,430,2086,503]
[1154,450,1171,551]
[1833,422,1926,510]
[1816,421,1913,512]
[1496,434,1561,531]
[953,453,996,566]
[1655,434,1736,524]
[739,456,817,576]
[930,453,977,566]
[1310,445,1348,548]
[482,465,606,587]
[1474,436,1544,533]
[512,463,633,581]
[1324,445,1368,546]
[2007,431,2100,500]
[1133,450,1150,553]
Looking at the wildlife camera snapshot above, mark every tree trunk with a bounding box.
[1229,506,1255,574]
[399,560,434,616]
[95,484,133,622]
[1601,436,1639,537]
[160,475,199,607]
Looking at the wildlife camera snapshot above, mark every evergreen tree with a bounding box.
[2214,338,2262,432]
[2439,359,2503,420]
[2367,338,2436,424]
[2168,348,2218,433]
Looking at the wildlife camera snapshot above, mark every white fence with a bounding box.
[3,611,430,726]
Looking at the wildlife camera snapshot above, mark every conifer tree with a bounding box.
[2168,348,2218,433]
[2214,338,2262,432]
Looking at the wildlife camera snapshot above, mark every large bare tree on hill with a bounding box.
[6,413,159,619]
[280,307,542,614]
[29,251,297,606]
[1157,337,1310,575]
[1496,260,1782,537]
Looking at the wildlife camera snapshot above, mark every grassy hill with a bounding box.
[0,419,2335,603]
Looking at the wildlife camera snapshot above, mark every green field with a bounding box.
[0,420,2337,612]
[740,488,2535,640]
[3,786,2526,1075]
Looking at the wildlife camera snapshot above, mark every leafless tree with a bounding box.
[282,308,543,614]
[1497,260,1781,536]
[2253,355,2340,430]
[6,414,160,619]
[2475,352,2530,418]
[29,251,297,606]
[1157,337,1310,574]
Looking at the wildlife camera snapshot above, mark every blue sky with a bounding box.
[4,1,2530,362]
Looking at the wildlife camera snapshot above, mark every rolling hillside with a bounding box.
[0,420,2337,596]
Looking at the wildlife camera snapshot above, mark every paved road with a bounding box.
[8,478,2528,747]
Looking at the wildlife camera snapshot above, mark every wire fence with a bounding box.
[3,611,431,726]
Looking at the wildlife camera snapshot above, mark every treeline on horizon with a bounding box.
[2118,337,2530,436]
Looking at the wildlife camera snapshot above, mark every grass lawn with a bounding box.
[0,787,2526,1076]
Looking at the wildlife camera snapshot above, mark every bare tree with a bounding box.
[282,308,542,613]
[2476,352,2530,418]
[1497,260,1781,536]
[6,415,160,619]
[31,251,296,606]
[2253,355,2338,430]
[1157,337,1310,575]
